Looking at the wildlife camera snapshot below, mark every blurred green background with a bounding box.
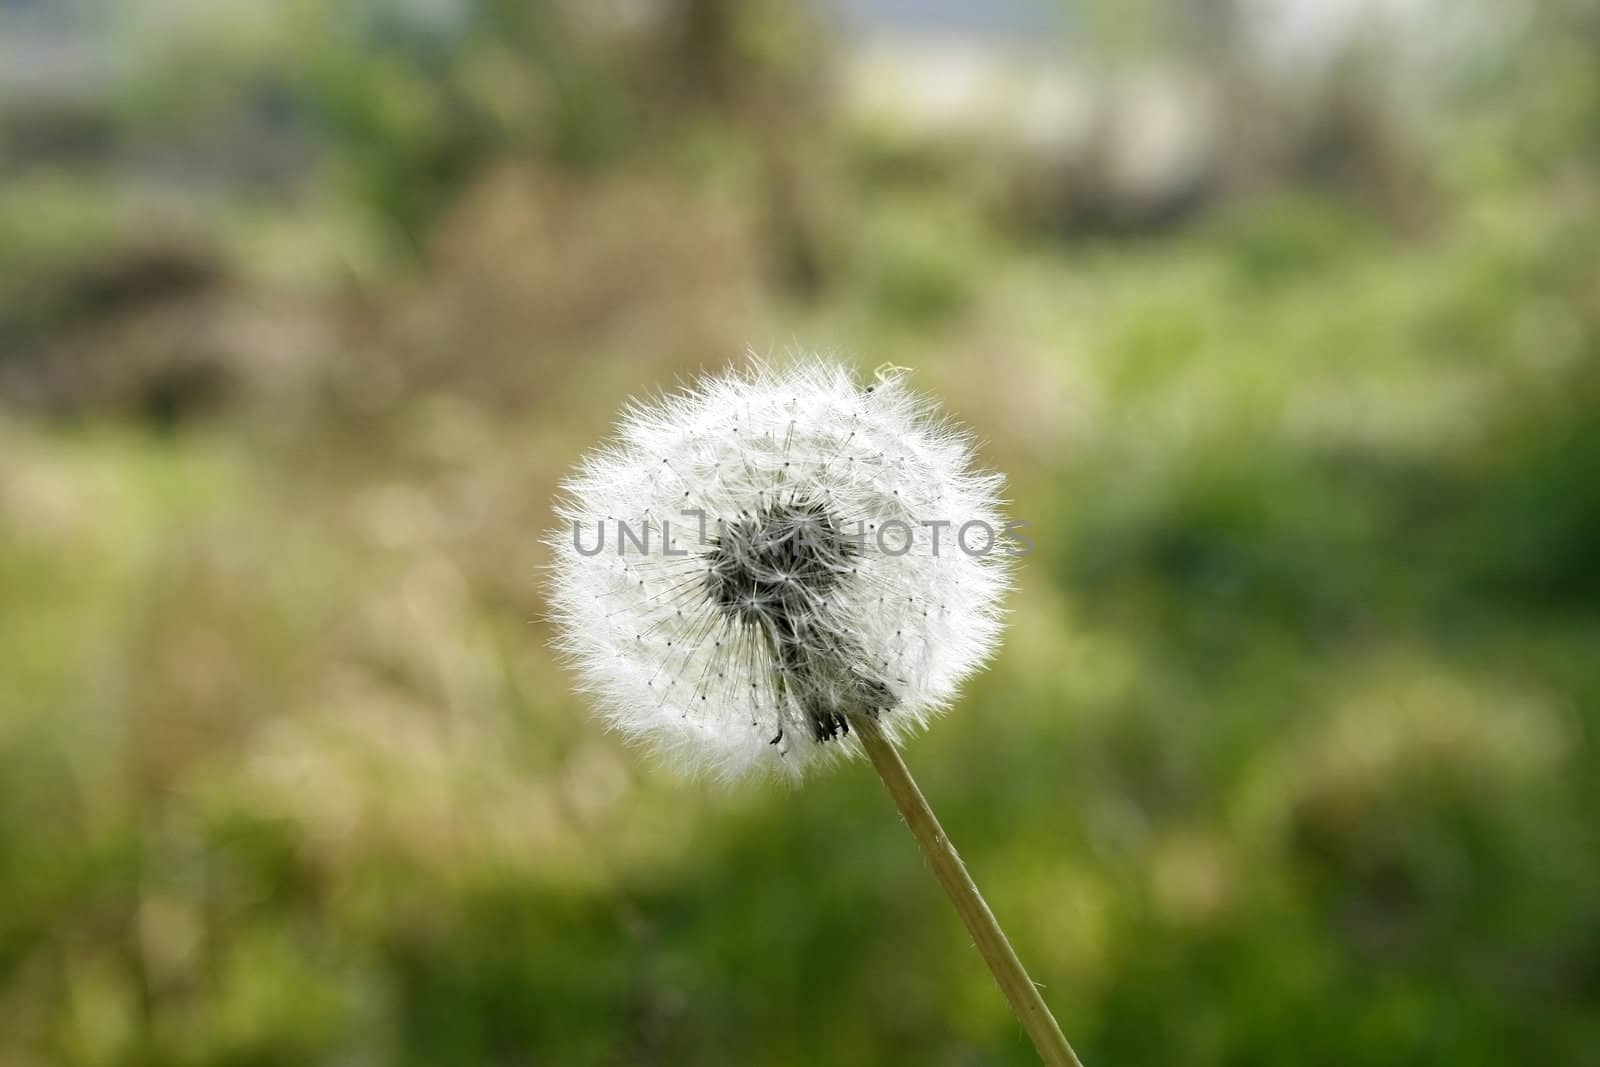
[2,1,1598,1063]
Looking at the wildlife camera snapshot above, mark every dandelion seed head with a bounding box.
[546,358,1011,781]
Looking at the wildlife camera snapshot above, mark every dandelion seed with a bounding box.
[546,358,1009,781]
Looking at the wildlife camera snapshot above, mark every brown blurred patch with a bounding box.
[0,242,332,427]
[333,164,758,418]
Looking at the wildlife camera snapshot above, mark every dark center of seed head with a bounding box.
[705,499,853,624]
[704,500,887,744]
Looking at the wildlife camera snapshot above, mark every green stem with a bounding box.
[850,712,1084,1067]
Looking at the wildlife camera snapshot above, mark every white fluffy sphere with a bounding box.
[547,359,1013,781]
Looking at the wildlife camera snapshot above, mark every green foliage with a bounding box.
[3,3,1600,1064]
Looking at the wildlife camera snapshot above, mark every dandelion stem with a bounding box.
[850,712,1083,1067]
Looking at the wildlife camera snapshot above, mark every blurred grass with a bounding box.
[3,1,1600,1065]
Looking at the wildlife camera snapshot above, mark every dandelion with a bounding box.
[549,358,1008,779]
[547,358,1082,1066]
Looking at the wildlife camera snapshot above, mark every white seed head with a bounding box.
[546,358,1012,781]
